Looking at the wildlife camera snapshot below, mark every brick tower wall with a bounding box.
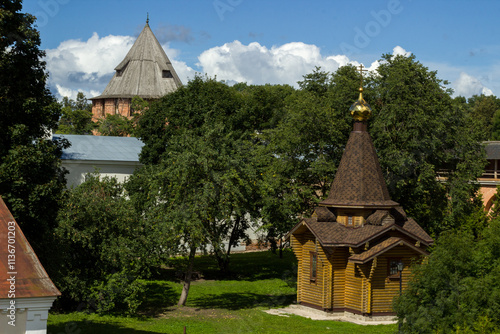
[92,98,133,122]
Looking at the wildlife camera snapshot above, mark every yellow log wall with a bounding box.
[371,246,419,313]
[292,231,334,309]
[344,262,363,312]
[331,248,348,309]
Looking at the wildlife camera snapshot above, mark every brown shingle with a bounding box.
[320,130,398,208]
[312,206,336,222]
[402,218,434,244]
[298,218,433,248]
[348,237,429,264]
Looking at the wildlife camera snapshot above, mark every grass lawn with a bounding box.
[47,250,397,334]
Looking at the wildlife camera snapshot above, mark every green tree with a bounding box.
[56,92,95,134]
[468,94,500,139]
[490,108,500,141]
[370,54,486,235]
[55,174,161,313]
[131,75,259,305]
[256,65,364,255]
[98,113,134,136]
[394,196,500,333]
[0,0,68,254]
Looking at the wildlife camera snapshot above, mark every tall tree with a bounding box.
[0,0,68,254]
[55,174,160,313]
[394,199,500,333]
[468,94,500,140]
[257,65,369,255]
[131,75,259,305]
[370,54,486,235]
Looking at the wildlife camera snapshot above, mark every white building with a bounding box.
[53,134,144,187]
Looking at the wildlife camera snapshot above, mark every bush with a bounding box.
[53,174,161,314]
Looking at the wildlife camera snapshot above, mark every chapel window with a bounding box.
[310,252,317,282]
[388,258,403,280]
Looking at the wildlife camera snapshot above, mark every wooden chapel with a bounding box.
[288,66,433,317]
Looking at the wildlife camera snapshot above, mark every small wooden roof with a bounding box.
[348,237,428,264]
[0,197,61,299]
[289,214,433,248]
[92,22,182,100]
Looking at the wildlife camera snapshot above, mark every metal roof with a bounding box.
[91,22,182,100]
[485,141,500,160]
[0,197,61,298]
[53,134,144,162]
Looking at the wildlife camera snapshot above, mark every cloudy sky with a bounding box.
[22,0,500,100]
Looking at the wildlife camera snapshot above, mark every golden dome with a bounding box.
[349,87,372,122]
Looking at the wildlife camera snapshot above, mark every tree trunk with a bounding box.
[279,235,286,259]
[215,217,241,275]
[178,245,196,306]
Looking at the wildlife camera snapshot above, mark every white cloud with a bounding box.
[44,35,497,101]
[197,40,354,86]
[44,33,194,100]
[453,72,493,97]
[392,45,411,57]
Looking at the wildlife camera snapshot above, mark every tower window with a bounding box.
[162,70,173,78]
[116,69,123,77]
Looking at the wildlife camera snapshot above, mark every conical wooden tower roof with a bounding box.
[94,21,182,99]
[320,81,398,209]
[319,126,399,208]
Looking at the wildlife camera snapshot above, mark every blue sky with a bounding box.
[22,0,500,100]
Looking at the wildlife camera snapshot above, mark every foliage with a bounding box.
[131,75,262,305]
[491,109,500,141]
[370,54,486,236]
[54,174,163,314]
[0,0,67,255]
[468,94,500,140]
[235,83,294,132]
[97,113,134,137]
[395,193,500,333]
[297,66,331,96]
[56,92,95,135]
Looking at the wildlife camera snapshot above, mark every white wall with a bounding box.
[0,297,57,334]
[62,160,142,187]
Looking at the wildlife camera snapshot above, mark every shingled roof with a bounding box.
[92,22,182,100]
[319,129,399,209]
[348,237,428,264]
[289,216,433,248]
[0,197,61,299]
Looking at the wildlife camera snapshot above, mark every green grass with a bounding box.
[47,250,397,334]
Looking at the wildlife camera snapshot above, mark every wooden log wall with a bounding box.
[344,261,363,312]
[331,248,348,310]
[291,231,336,309]
[371,245,419,313]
